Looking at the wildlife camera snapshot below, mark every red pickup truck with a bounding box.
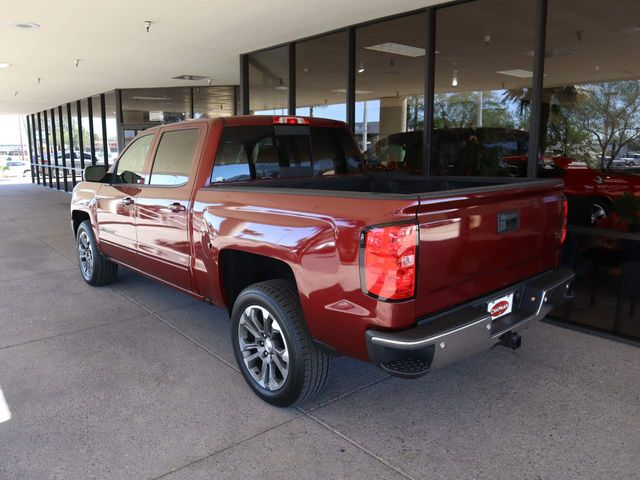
[71,116,574,406]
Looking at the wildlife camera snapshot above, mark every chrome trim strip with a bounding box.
[370,316,490,347]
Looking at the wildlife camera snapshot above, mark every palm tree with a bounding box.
[503,86,587,152]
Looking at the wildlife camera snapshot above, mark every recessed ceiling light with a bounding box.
[274,78,287,91]
[365,42,425,57]
[524,47,575,58]
[0,63,11,68]
[621,26,640,35]
[172,74,207,81]
[497,69,534,78]
[131,96,170,101]
[9,22,40,29]
[331,89,373,94]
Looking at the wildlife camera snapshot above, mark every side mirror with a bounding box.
[83,165,108,182]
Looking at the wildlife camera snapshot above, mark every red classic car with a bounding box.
[536,157,640,228]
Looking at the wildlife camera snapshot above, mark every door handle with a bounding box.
[122,197,134,207]
[168,202,186,213]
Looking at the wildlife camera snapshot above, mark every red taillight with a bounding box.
[560,195,568,245]
[273,116,309,125]
[362,223,418,301]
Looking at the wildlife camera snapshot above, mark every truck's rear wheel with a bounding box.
[76,220,118,286]
[231,280,329,407]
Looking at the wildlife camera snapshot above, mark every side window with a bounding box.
[115,135,153,184]
[148,129,200,186]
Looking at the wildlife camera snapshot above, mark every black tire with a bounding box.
[231,279,329,407]
[76,220,118,286]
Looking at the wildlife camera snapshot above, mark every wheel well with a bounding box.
[219,249,296,309]
[71,210,90,237]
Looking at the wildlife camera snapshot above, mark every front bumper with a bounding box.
[365,267,575,378]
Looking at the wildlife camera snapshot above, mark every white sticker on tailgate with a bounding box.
[487,293,514,320]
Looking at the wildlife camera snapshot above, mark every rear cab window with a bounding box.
[211,125,361,183]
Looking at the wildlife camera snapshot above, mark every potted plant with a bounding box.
[612,192,640,233]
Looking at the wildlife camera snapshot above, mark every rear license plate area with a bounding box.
[487,293,514,320]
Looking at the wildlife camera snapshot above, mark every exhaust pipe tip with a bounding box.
[498,331,521,350]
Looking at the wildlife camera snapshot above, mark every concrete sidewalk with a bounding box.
[0,183,638,480]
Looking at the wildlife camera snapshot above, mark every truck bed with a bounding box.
[212,173,561,198]
[203,172,565,328]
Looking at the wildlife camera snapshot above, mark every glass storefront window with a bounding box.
[541,0,640,340]
[121,87,190,126]
[249,46,289,114]
[57,105,68,187]
[91,95,105,165]
[104,92,120,163]
[68,102,80,184]
[355,13,426,170]
[295,31,348,122]
[431,0,536,177]
[193,86,235,119]
[78,99,94,165]
[48,109,59,187]
[542,0,640,230]
[33,114,43,184]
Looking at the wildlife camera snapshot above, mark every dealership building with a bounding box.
[11,0,640,341]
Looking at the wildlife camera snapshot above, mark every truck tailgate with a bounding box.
[414,181,564,319]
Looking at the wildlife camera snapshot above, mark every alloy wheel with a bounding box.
[78,230,94,280]
[237,305,290,391]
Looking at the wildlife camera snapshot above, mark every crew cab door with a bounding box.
[95,134,154,265]
[134,124,205,291]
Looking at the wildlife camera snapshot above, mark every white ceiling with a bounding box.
[0,0,440,114]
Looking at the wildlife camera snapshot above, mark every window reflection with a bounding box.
[91,95,105,165]
[121,87,191,126]
[295,31,348,122]
[193,86,235,119]
[548,0,640,341]
[430,0,535,177]
[249,46,289,115]
[356,13,426,155]
[542,0,640,233]
[104,92,120,163]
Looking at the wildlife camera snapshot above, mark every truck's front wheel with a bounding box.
[231,280,329,407]
[76,220,118,286]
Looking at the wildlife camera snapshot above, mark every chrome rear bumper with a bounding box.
[365,268,575,378]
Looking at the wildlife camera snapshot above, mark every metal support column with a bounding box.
[423,8,436,177]
[528,0,548,179]
[346,27,356,131]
